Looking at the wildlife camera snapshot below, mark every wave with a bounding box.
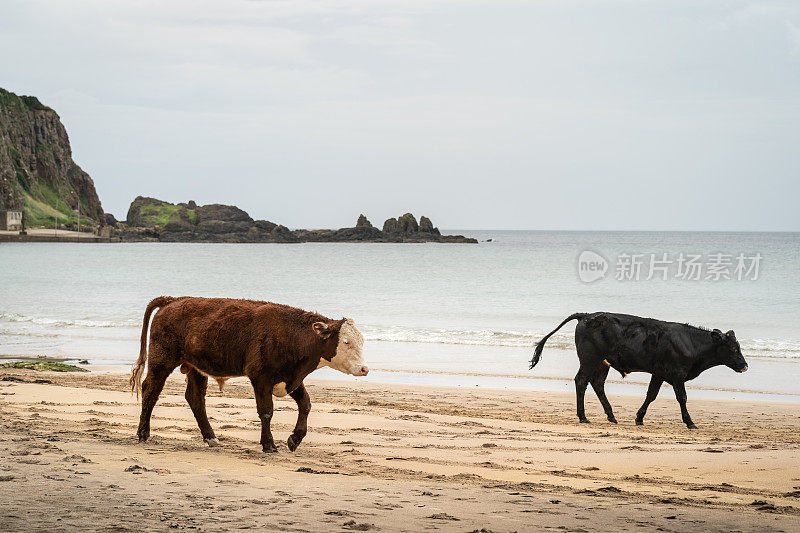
[739,338,800,358]
[360,325,800,359]
[360,324,549,348]
[2,311,799,360]
[0,312,139,329]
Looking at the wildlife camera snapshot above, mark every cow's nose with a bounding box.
[360,366,369,376]
[740,365,748,373]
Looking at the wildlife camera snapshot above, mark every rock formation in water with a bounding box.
[381,213,451,240]
[0,88,104,227]
[119,198,476,243]
[122,196,281,242]
[356,214,372,228]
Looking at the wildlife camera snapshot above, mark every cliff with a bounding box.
[0,88,104,228]
[120,197,477,243]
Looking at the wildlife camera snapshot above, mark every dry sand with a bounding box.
[1,368,799,532]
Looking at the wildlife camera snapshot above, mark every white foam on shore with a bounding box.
[2,312,799,360]
[0,312,138,328]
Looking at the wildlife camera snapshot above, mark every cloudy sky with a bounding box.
[2,0,798,230]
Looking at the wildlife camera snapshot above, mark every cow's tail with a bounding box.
[530,313,590,369]
[130,296,178,399]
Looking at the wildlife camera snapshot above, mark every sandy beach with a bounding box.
[0,367,798,532]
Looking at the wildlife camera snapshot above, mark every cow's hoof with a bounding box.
[137,435,148,443]
[579,419,591,424]
[635,419,644,426]
[686,423,698,430]
[263,445,278,453]
[204,438,220,447]
[608,417,618,424]
[287,435,300,452]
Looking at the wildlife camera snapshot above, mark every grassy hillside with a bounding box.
[138,202,197,227]
[22,191,92,229]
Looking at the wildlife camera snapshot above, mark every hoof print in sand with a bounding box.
[342,520,377,531]
[63,454,91,464]
[296,467,337,475]
[124,464,170,475]
[426,513,459,521]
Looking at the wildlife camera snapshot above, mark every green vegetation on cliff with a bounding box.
[21,188,92,229]
[126,196,199,228]
[138,202,196,227]
[0,88,56,114]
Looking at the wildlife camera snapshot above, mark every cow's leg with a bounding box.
[672,381,697,429]
[590,364,616,423]
[287,383,311,452]
[635,375,663,425]
[137,362,172,442]
[250,376,278,453]
[185,368,218,446]
[575,367,592,423]
[575,340,602,424]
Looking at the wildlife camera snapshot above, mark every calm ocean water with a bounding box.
[1,231,799,400]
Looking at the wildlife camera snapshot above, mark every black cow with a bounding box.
[531,312,748,428]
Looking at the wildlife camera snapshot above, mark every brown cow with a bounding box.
[130,296,368,452]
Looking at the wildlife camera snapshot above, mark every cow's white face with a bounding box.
[315,318,368,376]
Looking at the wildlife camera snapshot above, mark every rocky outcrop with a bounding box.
[382,213,439,237]
[196,204,252,224]
[0,88,104,226]
[380,213,451,241]
[121,196,283,242]
[336,223,385,241]
[397,213,419,233]
[382,218,398,233]
[126,196,191,228]
[295,214,385,242]
[120,200,477,243]
[356,214,372,228]
[419,216,437,234]
[254,219,277,232]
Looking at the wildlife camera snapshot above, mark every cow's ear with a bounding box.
[726,330,736,339]
[313,322,332,339]
[711,329,723,341]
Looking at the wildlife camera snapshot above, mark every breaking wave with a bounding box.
[361,324,548,348]
[2,312,798,360]
[0,312,138,329]
[360,325,800,359]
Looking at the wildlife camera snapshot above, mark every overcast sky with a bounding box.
[1,0,798,230]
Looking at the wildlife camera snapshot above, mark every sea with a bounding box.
[1,231,799,402]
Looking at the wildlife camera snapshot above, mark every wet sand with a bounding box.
[1,368,799,532]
